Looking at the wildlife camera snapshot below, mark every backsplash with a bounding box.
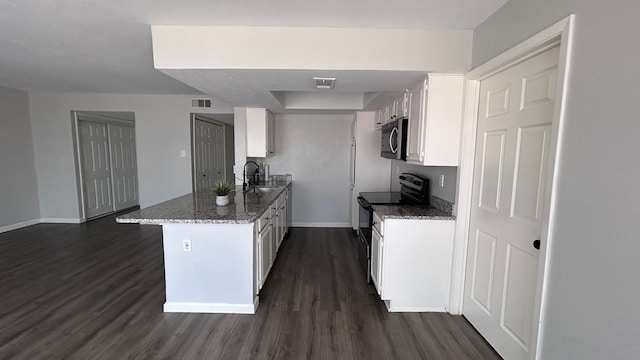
[390,160,458,204]
[430,195,454,215]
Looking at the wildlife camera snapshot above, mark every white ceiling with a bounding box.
[0,0,508,105]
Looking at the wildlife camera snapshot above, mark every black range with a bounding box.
[356,173,430,283]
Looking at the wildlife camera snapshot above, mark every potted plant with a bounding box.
[212,182,234,206]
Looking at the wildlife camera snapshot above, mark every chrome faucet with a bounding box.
[243,161,260,191]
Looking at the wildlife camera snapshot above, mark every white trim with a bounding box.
[384,300,447,313]
[291,222,351,228]
[449,80,480,315]
[40,218,83,224]
[0,219,41,233]
[453,15,575,360]
[386,307,447,313]
[163,300,258,314]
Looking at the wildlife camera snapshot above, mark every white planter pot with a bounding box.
[216,195,230,206]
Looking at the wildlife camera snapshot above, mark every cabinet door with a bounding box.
[246,108,275,158]
[375,109,383,129]
[371,226,383,295]
[256,237,262,291]
[393,92,407,118]
[260,223,273,287]
[406,80,426,162]
[277,205,284,249]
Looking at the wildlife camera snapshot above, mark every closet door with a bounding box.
[79,121,113,218]
[109,124,139,211]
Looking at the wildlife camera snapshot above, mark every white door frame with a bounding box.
[72,111,137,222]
[450,15,575,359]
[190,113,227,192]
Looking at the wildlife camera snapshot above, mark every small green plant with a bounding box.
[212,182,234,196]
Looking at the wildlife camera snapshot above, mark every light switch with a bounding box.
[180,150,186,157]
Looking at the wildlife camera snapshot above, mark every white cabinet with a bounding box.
[371,225,383,295]
[392,91,408,120]
[256,188,290,291]
[246,108,274,158]
[277,192,287,250]
[258,222,273,289]
[372,211,455,312]
[405,74,464,166]
[374,109,383,129]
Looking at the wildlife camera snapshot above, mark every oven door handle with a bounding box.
[389,127,398,154]
[357,197,370,210]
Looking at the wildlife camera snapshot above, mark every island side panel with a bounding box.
[162,223,256,313]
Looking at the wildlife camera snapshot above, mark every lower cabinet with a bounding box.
[371,226,383,295]
[258,222,273,289]
[256,190,290,292]
[371,211,455,312]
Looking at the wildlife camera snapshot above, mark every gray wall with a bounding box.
[0,86,40,229]
[474,1,640,358]
[264,114,352,227]
[29,92,232,221]
[391,161,458,204]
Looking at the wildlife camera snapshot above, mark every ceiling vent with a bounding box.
[313,77,336,89]
[191,98,212,108]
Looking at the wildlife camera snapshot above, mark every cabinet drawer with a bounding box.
[257,208,271,231]
[373,211,383,235]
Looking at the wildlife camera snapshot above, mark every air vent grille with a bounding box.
[313,77,336,89]
[191,98,212,108]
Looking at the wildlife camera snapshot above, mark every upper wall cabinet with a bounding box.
[405,74,464,166]
[246,108,274,158]
[375,91,408,130]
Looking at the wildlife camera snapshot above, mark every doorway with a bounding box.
[464,46,559,360]
[454,16,574,360]
[74,111,139,220]
[191,114,235,192]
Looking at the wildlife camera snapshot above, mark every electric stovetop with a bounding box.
[358,191,403,205]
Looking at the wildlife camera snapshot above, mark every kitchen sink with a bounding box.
[255,186,278,194]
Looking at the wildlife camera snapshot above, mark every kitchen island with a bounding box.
[117,177,291,314]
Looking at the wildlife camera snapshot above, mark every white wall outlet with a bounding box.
[180,150,186,157]
[182,239,192,252]
[439,174,445,187]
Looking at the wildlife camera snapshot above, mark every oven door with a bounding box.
[357,230,371,283]
[356,196,372,283]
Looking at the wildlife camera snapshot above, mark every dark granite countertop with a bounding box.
[373,204,456,220]
[116,179,291,225]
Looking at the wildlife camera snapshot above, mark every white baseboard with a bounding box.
[163,300,258,314]
[384,300,447,313]
[40,218,83,224]
[0,219,41,234]
[291,222,351,228]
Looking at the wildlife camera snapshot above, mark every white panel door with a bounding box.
[109,124,139,211]
[463,46,559,360]
[193,119,225,191]
[79,121,113,219]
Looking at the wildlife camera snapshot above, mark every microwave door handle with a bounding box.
[390,127,398,153]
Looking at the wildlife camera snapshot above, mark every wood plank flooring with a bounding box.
[0,214,500,359]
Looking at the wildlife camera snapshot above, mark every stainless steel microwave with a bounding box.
[380,117,408,160]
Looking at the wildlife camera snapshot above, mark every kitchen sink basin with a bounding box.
[255,187,278,194]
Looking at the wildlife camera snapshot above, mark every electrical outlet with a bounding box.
[182,239,192,252]
[439,174,445,187]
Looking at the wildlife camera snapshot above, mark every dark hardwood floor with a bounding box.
[0,214,500,359]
